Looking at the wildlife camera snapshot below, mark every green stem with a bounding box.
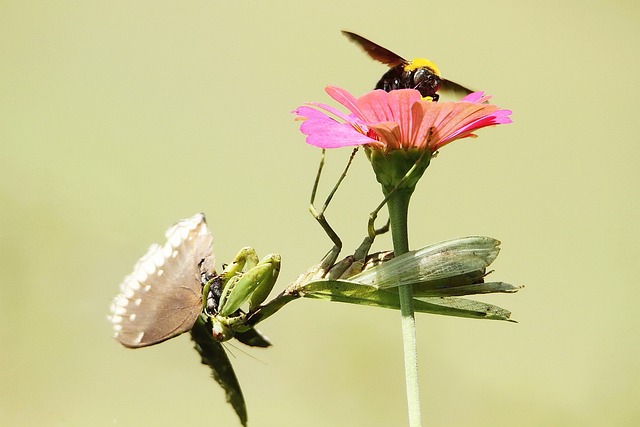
[386,188,422,427]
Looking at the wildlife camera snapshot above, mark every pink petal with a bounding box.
[294,105,378,149]
[356,90,394,122]
[326,86,362,117]
[302,121,377,148]
[388,91,419,146]
[490,109,513,124]
[368,121,402,149]
[294,86,511,152]
[355,89,427,149]
[462,91,490,103]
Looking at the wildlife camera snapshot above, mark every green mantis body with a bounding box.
[243,149,520,328]
[203,247,280,342]
[111,150,520,426]
[246,235,520,329]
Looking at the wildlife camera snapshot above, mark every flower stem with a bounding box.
[386,188,422,427]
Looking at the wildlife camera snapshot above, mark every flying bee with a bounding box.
[342,31,473,101]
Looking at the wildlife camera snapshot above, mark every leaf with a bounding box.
[190,317,248,427]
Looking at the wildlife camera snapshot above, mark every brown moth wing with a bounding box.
[109,213,214,348]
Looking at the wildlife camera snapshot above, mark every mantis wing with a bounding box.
[296,236,520,321]
[349,236,503,292]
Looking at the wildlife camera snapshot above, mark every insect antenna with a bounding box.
[222,341,269,366]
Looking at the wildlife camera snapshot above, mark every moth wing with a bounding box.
[109,213,214,348]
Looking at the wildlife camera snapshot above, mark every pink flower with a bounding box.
[294,87,512,152]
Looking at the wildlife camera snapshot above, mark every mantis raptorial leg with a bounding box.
[309,147,392,273]
[205,247,281,341]
[309,144,434,272]
[308,147,358,268]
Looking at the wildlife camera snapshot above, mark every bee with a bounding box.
[342,31,473,101]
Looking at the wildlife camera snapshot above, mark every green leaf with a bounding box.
[190,317,248,427]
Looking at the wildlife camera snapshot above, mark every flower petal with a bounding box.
[368,121,402,150]
[326,86,362,117]
[293,105,378,149]
[294,86,511,152]
[462,91,490,103]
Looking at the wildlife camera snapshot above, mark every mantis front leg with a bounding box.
[309,148,391,279]
[309,148,359,270]
[208,247,281,341]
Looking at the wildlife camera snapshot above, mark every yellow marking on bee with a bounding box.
[404,58,441,77]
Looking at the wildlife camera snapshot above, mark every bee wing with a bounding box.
[109,213,214,348]
[440,78,474,101]
[348,236,500,290]
[342,30,408,68]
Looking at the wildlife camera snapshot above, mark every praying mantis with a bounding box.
[108,148,520,426]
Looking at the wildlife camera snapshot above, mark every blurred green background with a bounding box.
[1,1,638,426]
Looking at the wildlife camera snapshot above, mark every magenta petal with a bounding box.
[301,120,377,148]
[446,109,512,141]
[308,102,355,123]
[357,90,392,122]
[295,86,511,152]
[462,91,489,103]
[296,107,377,148]
[293,105,332,121]
[326,86,362,117]
[491,109,513,124]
